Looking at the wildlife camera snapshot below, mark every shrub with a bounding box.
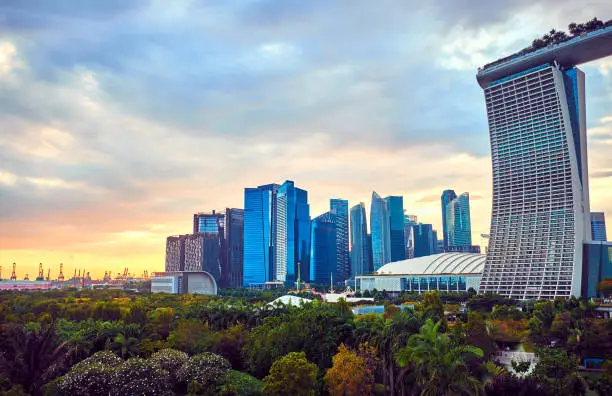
[149,348,189,379]
[109,358,171,396]
[56,361,115,396]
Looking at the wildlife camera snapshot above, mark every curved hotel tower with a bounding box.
[476,26,612,299]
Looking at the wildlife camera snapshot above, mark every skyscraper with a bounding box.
[590,212,607,241]
[330,199,350,282]
[243,181,310,286]
[385,196,406,262]
[441,190,457,248]
[164,233,222,282]
[224,208,244,288]
[310,212,338,285]
[370,191,391,270]
[243,184,279,286]
[350,203,372,277]
[446,193,472,247]
[193,211,225,234]
[476,28,612,298]
[413,223,436,258]
[404,214,418,259]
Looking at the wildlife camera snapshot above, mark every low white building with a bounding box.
[151,271,217,295]
[356,253,485,295]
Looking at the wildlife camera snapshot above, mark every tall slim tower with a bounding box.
[590,212,607,241]
[385,196,406,262]
[370,191,391,270]
[350,203,373,277]
[476,27,612,298]
[330,199,350,282]
[441,190,457,248]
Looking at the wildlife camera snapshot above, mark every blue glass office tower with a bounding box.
[413,223,436,258]
[350,203,372,277]
[404,215,418,259]
[276,181,310,283]
[310,212,338,285]
[590,212,607,241]
[330,199,350,282]
[193,211,225,234]
[475,27,612,298]
[447,193,472,247]
[243,181,309,286]
[370,191,391,270]
[385,196,406,262]
[441,190,457,248]
[243,184,279,286]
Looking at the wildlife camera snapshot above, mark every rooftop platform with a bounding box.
[477,26,612,88]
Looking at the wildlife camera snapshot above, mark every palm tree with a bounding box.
[106,333,139,358]
[395,319,484,396]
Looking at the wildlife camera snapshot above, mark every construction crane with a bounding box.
[58,263,65,282]
[10,263,16,280]
[46,268,50,281]
[0,265,2,280]
[24,273,29,281]
[36,263,44,281]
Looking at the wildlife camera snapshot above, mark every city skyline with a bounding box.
[1,2,611,279]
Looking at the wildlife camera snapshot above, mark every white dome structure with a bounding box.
[357,253,485,294]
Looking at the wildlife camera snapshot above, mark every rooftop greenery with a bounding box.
[481,17,612,71]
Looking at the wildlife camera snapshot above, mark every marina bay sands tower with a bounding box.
[476,26,612,299]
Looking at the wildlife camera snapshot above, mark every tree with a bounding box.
[148,349,188,380]
[421,291,443,322]
[395,319,484,396]
[108,358,171,396]
[465,312,497,359]
[167,319,214,355]
[176,352,231,390]
[325,344,376,396]
[263,352,318,396]
[532,348,586,396]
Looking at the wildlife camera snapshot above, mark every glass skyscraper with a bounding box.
[350,203,372,277]
[193,211,225,234]
[385,196,406,262]
[224,208,244,288]
[590,212,607,241]
[243,184,279,286]
[370,191,391,270]
[475,27,612,298]
[441,190,457,248]
[446,193,472,247]
[330,199,350,282]
[243,181,309,286]
[413,223,436,258]
[310,212,338,285]
[404,214,418,259]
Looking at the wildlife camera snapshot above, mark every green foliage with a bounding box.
[109,358,171,396]
[395,318,484,396]
[149,349,189,378]
[219,370,263,396]
[532,348,586,396]
[262,352,318,396]
[176,352,231,388]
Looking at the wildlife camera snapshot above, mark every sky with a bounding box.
[1,0,611,280]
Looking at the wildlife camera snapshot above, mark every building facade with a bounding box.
[350,203,373,278]
[385,196,406,262]
[590,212,607,242]
[477,52,599,298]
[243,184,279,286]
[330,199,350,282]
[193,211,225,234]
[581,241,612,297]
[446,192,473,247]
[310,212,338,285]
[441,190,457,248]
[413,223,436,258]
[371,191,391,270]
[224,208,244,288]
[243,181,310,286]
[404,215,418,259]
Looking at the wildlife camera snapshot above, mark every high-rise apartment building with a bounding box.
[413,223,436,258]
[385,196,406,262]
[370,191,391,270]
[330,199,350,282]
[590,212,607,241]
[350,203,372,277]
[404,214,418,259]
[243,181,310,286]
[476,27,612,298]
[164,233,222,282]
[310,212,338,285]
[441,190,457,248]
